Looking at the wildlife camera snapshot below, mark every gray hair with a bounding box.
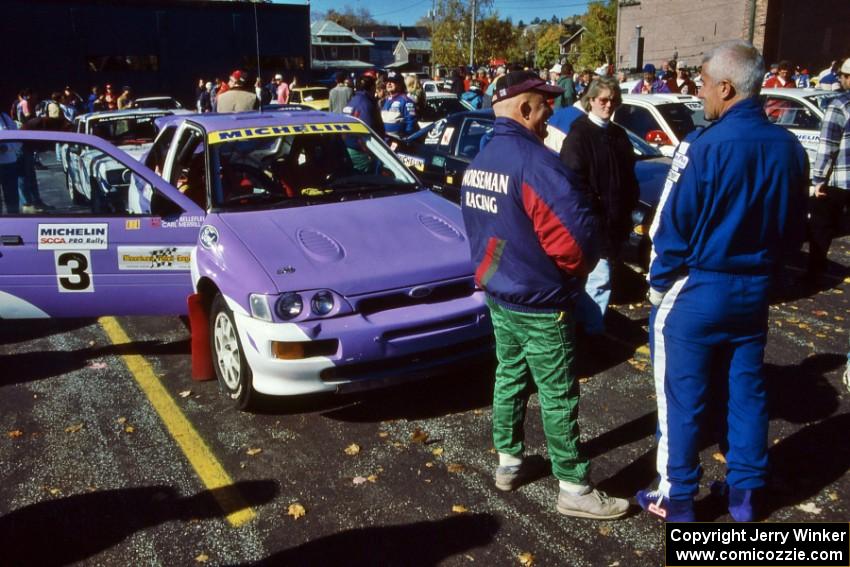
[580,76,621,112]
[701,40,764,98]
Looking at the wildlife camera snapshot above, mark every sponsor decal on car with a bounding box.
[125,219,141,230]
[38,224,108,250]
[117,246,193,271]
[440,127,455,146]
[398,153,426,172]
[199,225,219,249]
[208,123,369,144]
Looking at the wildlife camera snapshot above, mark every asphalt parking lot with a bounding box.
[1,237,849,567]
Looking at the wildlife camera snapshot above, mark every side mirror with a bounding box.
[645,129,672,146]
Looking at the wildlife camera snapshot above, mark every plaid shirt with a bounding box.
[812,90,850,189]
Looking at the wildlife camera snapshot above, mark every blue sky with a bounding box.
[275,0,590,27]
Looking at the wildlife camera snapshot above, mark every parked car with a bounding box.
[60,109,176,207]
[419,92,473,127]
[132,96,185,110]
[759,88,844,166]
[614,94,708,157]
[288,87,331,111]
[422,80,449,94]
[393,109,671,268]
[0,110,492,409]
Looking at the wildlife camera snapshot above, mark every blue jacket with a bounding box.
[461,90,483,109]
[382,93,418,137]
[343,90,385,139]
[649,98,808,293]
[461,117,600,312]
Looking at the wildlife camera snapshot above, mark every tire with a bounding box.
[210,293,256,411]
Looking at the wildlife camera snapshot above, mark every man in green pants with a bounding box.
[461,71,629,519]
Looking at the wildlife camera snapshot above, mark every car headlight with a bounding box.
[249,294,272,322]
[311,290,335,316]
[275,292,303,320]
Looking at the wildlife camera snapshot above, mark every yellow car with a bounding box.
[289,87,330,110]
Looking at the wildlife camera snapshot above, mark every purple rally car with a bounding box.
[0,109,493,409]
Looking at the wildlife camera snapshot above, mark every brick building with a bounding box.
[616,0,850,72]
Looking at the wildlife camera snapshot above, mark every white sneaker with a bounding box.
[556,488,629,520]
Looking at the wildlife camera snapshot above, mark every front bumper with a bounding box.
[233,292,493,396]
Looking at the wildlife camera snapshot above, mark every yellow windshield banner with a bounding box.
[208,122,369,144]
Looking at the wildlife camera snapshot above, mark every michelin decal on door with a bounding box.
[38,224,108,250]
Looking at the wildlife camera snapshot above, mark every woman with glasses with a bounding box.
[559,76,639,336]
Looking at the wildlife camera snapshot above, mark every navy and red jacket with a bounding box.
[461,117,600,312]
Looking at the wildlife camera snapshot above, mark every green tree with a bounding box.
[431,0,494,68]
[475,15,517,64]
[323,6,377,30]
[577,0,616,70]
[535,23,563,70]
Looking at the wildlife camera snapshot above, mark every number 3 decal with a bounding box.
[55,251,94,292]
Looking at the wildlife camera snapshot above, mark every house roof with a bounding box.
[311,20,373,46]
[559,25,586,47]
[311,59,374,70]
[352,24,430,40]
[397,39,432,52]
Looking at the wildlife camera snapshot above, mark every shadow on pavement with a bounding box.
[0,480,278,566]
[763,413,850,518]
[0,318,95,344]
[766,353,845,423]
[248,513,500,566]
[0,339,190,387]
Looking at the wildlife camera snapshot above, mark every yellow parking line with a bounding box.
[98,316,255,527]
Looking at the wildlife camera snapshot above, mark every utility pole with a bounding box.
[469,0,476,68]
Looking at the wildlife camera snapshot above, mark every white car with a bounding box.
[61,109,174,206]
[419,92,474,128]
[132,96,186,110]
[614,94,709,157]
[422,80,449,94]
[759,88,844,165]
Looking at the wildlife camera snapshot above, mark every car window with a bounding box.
[289,92,301,103]
[422,97,467,123]
[207,124,418,210]
[0,140,158,216]
[457,118,494,159]
[145,125,177,174]
[804,92,842,112]
[655,103,698,140]
[301,88,329,101]
[762,96,821,130]
[89,113,168,146]
[614,104,662,139]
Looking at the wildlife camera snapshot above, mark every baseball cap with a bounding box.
[840,58,850,75]
[642,63,656,75]
[230,70,245,84]
[386,71,404,84]
[491,70,564,104]
[362,69,377,79]
[549,63,562,74]
[274,73,283,80]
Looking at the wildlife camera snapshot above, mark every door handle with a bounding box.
[1,235,23,245]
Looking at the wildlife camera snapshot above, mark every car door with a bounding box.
[0,130,205,318]
[441,116,494,202]
[614,103,676,157]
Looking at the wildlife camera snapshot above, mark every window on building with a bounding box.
[353,47,360,60]
[416,53,422,63]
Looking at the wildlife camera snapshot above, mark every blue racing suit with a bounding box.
[343,90,385,139]
[382,93,418,138]
[648,98,808,500]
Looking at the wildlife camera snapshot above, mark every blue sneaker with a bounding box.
[636,489,695,522]
[710,481,756,522]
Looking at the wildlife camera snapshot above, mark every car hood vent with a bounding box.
[418,213,464,242]
[297,228,344,262]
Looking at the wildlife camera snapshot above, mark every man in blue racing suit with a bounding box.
[381,71,418,138]
[636,41,808,522]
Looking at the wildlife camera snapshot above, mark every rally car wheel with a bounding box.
[210,294,256,411]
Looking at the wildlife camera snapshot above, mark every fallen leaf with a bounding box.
[609,562,620,567]
[813,310,828,317]
[447,463,465,473]
[627,359,648,372]
[7,430,23,438]
[367,475,378,483]
[473,409,484,415]
[344,443,361,455]
[775,320,783,327]
[124,426,135,433]
[773,438,780,445]
[635,550,644,557]
[518,552,535,566]
[835,316,845,321]
[195,553,209,563]
[87,361,108,369]
[179,390,192,398]
[392,441,403,448]
[828,492,838,501]
[65,424,83,433]
[424,461,434,468]
[798,323,811,330]
[599,524,612,536]
[796,502,821,515]
[816,333,827,338]
[410,428,429,444]
[452,504,469,513]
[353,476,367,485]
[288,503,306,519]
[378,431,389,438]
[432,447,444,457]
[246,447,263,456]
[712,452,726,464]
[49,487,61,496]
[117,417,127,424]
[578,377,590,384]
